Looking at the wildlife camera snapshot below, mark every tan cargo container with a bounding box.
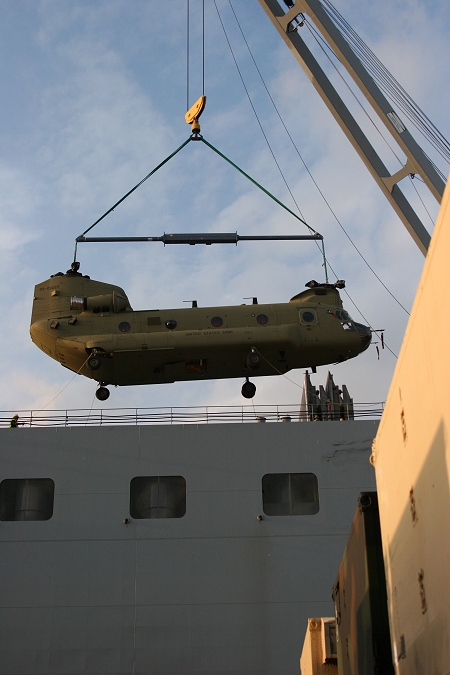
[372,176,450,674]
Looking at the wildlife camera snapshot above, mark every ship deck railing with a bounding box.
[1,403,384,428]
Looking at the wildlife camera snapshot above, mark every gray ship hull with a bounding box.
[0,421,377,674]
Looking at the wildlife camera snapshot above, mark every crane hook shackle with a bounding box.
[185,94,206,136]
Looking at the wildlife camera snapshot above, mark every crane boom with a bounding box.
[258,0,446,255]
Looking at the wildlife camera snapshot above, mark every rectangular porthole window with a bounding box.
[262,473,319,516]
[130,476,186,519]
[0,478,55,521]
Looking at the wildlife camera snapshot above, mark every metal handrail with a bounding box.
[1,403,384,428]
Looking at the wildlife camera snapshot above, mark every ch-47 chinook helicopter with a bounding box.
[30,261,372,401]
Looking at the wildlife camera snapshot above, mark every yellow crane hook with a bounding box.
[185,95,206,135]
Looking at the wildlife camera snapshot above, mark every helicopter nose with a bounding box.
[354,322,372,351]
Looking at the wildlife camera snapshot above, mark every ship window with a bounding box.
[0,478,55,521]
[262,473,319,515]
[130,476,186,519]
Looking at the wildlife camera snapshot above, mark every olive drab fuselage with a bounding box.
[30,272,371,388]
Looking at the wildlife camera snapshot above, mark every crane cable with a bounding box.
[214,1,330,277]
[303,17,435,226]
[222,1,400,356]
[34,354,92,413]
[213,3,307,225]
[227,0,409,318]
[321,0,450,169]
[75,3,324,265]
[186,0,206,111]
[186,0,189,111]
[73,137,192,262]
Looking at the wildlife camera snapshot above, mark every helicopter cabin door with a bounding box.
[298,308,322,342]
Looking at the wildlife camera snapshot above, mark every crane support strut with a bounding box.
[258,0,446,255]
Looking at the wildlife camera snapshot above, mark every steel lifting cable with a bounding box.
[321,0,449,157]
[199,138,316,233]
[215,1,306,226]
[73,137,192,261]
[224,1,399,356]
[199,136,328,282]
[321,0,450,167]
[214,0,329,278]
[187,0,206,107]
[225,3,408,317]
[186,0,190,111]
[303,17,437,228]
[34,353,93,413]
[306,15,445,190]
[74,135,324,259]
[202,0,205,95]
[304,16,447,182]
[75,4,323,262]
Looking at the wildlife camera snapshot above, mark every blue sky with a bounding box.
[1,0,449,414]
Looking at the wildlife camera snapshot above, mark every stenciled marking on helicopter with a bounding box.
[185,330,233,336]
[39,285,60,291]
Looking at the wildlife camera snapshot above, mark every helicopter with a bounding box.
[30,262,372,401]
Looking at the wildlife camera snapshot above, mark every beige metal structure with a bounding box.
[372,174,450,673]
[300,618,338,675]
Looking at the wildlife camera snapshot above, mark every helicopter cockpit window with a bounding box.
[335,309,355,333]
[130,476,186,519]
[335,309,352,321]
[262,473,319,516]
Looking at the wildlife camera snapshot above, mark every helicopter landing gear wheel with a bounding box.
[241,378,256,399]
[95,386,110,401]
[246,349,262,370]
[88,354,102,371]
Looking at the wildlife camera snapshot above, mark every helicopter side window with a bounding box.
[0,479,55,521]
[130,476,186,519]
[147,317,161,326]
[300,310,317,325]
[262,473,319,516]
[256,314,269,325]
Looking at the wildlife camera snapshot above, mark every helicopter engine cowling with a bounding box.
[70,292,129,313]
